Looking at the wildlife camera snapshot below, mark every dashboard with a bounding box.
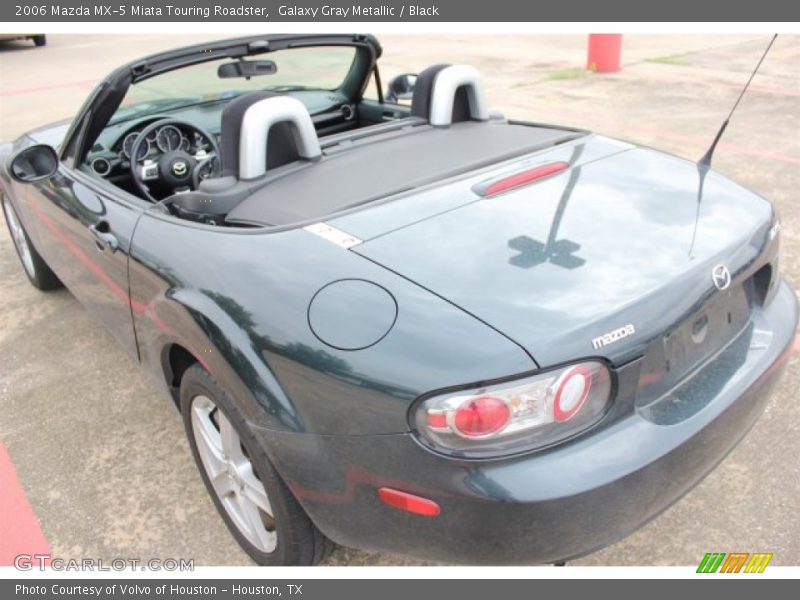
[84,90,355,181]
[87,120,215,180]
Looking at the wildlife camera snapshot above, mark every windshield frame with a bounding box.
[60,34,382,167]
[110,45,361,126]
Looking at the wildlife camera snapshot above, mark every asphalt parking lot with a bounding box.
[1,34,798,567]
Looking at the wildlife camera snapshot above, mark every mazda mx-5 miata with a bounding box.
[1,34,796,565]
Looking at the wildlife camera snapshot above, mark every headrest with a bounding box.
[220,92,321,180]
[411,64,489,127]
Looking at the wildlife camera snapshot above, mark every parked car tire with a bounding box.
[32,35,46,47]
[2,197,62,291]
[180,364,334,565]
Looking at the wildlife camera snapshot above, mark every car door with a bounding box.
[25,165,144,359]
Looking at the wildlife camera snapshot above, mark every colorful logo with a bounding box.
[697,552,773,573]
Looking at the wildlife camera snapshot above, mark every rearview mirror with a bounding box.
[386,73,418,103]
[218,60,278,80]
[8,144,59,183]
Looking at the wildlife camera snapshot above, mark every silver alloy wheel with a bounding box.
[3,199,36,278]
[191,395,277,553]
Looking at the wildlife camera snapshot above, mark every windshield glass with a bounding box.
[110,46,356,125]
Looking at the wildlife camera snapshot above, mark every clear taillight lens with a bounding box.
[414,361,612,458]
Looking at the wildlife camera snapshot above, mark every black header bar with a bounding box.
[2,0,799,22]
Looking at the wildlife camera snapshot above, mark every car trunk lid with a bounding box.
[349,145,774,369]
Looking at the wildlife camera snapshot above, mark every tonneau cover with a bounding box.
[225,121,580,226]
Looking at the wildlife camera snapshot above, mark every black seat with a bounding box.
[167,92,321,224]
[411,64,487,126]
[411,64,473,124]
[219,92,300,177]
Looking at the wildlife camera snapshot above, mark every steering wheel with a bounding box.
[128,117,221,202]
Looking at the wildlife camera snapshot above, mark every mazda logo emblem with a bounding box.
[711,264,731,291]
[172,161,187,177]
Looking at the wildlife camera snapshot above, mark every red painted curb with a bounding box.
[0,442,50,566]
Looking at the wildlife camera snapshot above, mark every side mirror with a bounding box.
[9,144,59,183]
[386,73,418,103]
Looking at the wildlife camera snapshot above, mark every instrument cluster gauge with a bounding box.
[122,132,149,161]
[156,125,185,152]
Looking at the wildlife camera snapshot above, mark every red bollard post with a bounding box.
[587,34,623,73]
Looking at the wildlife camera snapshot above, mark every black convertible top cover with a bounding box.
[225,121,581,227]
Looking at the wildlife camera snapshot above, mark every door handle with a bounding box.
[89,221,119,253]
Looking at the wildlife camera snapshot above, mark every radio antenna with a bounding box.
[698,34,778,169]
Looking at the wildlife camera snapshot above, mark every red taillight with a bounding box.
[553,365,592,422]
[453,396,510,437]
[415,361,612,458]
[481,162,569,197]
[378,487,440,516]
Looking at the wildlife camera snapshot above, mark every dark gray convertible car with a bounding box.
[1,34,796,565]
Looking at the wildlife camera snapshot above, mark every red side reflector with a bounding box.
[481,161,569,197]
[378,487,441,516]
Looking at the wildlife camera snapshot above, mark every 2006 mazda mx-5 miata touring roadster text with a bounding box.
[1,34,797,565]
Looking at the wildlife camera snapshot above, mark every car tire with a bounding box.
[2,197,62,291]
[180,364,334,565]
[32,35,46,47]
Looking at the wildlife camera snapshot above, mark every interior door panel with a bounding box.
[358,99,411,125]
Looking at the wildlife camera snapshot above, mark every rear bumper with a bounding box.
[252,280,798,564]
